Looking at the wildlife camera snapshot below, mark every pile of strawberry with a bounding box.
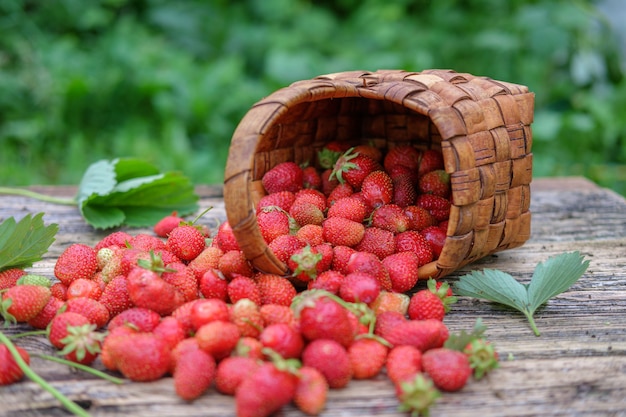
[0,143,499,417]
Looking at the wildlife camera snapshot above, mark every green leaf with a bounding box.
[454,268,530,313]
[76,159,199,229]
[0,213,58,272]
[444,318,488,351]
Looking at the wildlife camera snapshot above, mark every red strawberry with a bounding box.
[416,194,451,222]
[111,332,172,382]
[395,231,434,266]
[418,169,451,198]
[373,310,407,341]
[93,231,133,251]
[171,300,202,336]
[392,173,417,207]
[463,338,500,379]
[187,246,223,281]
[322,217,364,247]
[307,270,344,295]
[294,366,328,415]
[257,190,296,213]
[153,211,184,237]
[420,225,447,259]
[384,319,449,351]
[235,336,264,360]
[27,296,64,329]
[166,224,206,261]
[294,189,327,211]
[320,168,340,196]
[331,245,356,275]
[295,224,324,247]
[408,290,445,322]
[355,226,396,260]
[174,347,216,401]
[384,145,422,175]
[260,304,296,328]
[346,251,393,292]
[230,298,264,338]
[261,161,304,194]
[257,207,292,244]
[48,311,92,349]
[382,251,421,293]
[57,322,104,366]
[386,345,423,385]
[99,275,133,318]
[369,291,410,316]
[259,323,304,359]
[290,200,324,226]
[288,245,323,283]
[327,196,367,223]
[339,272,381,304]
[153,316,186,350]
[371,204,409,233]
[108,307,161,333]
[348,337,389,379]
[331,149,382,189]
[396,373,441,417]
[64,297,110,328]
[0,268,26,290]
[227,274,261,305]
[404,205,437,231]
[50,282,68,301]
[1,284,51,323]
[256,274,297,306]
[195,320,240,360]
[215,356,261,395]
[326,182,354,206]
[302,338,352,389]
[54,244,98,285]
[162,261,198,302]
[198,269,229,301]
[295,292,355,347]
[127,265,185,316]
[0,344,30,385]
[66,278,102,300]
[235,361,299,417]
[129,233,167,252]
[190,298,230,331]
[361,170,394,209]
[213,221,241,252]
[418,149,444,177]
[302,165,322,190]
[422,347,472,391]
[268,234,306,265]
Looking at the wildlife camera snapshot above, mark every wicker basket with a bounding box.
[224,69,533,280]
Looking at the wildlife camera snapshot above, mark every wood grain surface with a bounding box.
[1,177,625,417]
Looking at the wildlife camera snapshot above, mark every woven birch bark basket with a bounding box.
[224,69,534,280]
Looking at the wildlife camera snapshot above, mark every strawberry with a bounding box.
[215,356,262,395]
[261,161,304,194]
[416,194,451,222]
[383,145,422,176]
[256,274,297,306]
[288,245,323,283]
[257,190,296,213]
[171,300,202,336]
[371,204,409,233]
[64,297,110,328]
[404,205,437,231]
[213,221,241,252]
[198,269,229,301]
[420,225,447,259]
[307,270,344,295]
[290,200,324,226]
[339,272,381,304]
[260,323,304,359]
[295,292,354,347]
[195,320,240,361]
[331,245,356,275]
[99,275,133,317]
[269,234,306,264]
[373,310,407,340]
[66,278,102,300]
[392,173,417,207]
[463,338,500,380]
[418,169,451,198]
[302,165,322,190]
[187,246,223,280]
[346,251,393,292]
[107,307,161,332]
[302,338,352,389]
[54,243,98,285]
[294,224,324,247]
[235,361,299,417]
[58,322,104,365]
[0,268,26,290]
[27,296,64,329]
[230,298,264,338]
[353,143,383,162]
[174,347,216,401]
[127,264,185,316]
[396,373,441,417]
[294,366,328,415]
[129,233,167,252]
[260,303,296,328]
[361,170,394,208]
[170,337,202,371]
[112,332,172,382]
[320,168,340,196]
[1,283,51,324]
[408,289,445,322]
[384,318,449,351]
[235,336,264,360]
[325,182,354,206]
[386,345,423,385]
[153,211,184,237]
[422,347,472,391]
[166,224,206,261]
[189,298,230,331]
[368,291,410,316]
[94,230,133,251]
[331,148,382,189]
[354,226,396,260]
[382,251,421,293]
[48,311,92,349]
[0,344,30,385]
[348,337,389,379]
[326,196,367,223]
[227,274,261,305]
[257,207,292,244]
[153,316,186,350]
[294,188,327,211]
[417,149,444,177]
[162,261,198,302]
[322,217,365,247]
[395,231,434,266]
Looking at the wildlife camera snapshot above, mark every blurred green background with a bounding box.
[1,0,625,195]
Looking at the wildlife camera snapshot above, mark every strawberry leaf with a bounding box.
[0,213,58,272]
[77,158,199,229]
[454,252,589,336]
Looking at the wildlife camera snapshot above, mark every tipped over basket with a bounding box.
[223,69,533,280]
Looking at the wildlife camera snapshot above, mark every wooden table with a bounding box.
[1,177,625,417]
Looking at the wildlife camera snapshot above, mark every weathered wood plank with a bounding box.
[1,178,626,417]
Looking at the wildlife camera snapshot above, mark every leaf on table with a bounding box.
[0,213,58,272]
[76,158,199,229]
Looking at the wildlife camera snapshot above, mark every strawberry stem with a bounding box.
[0,331,93,417]
[0,187,77,206]
[7,329,48,339]
[34,353,125,384]
[523,310,541,336]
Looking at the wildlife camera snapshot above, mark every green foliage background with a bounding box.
[1,0,625,194]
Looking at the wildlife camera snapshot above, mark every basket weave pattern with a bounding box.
[224,69,534,279]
